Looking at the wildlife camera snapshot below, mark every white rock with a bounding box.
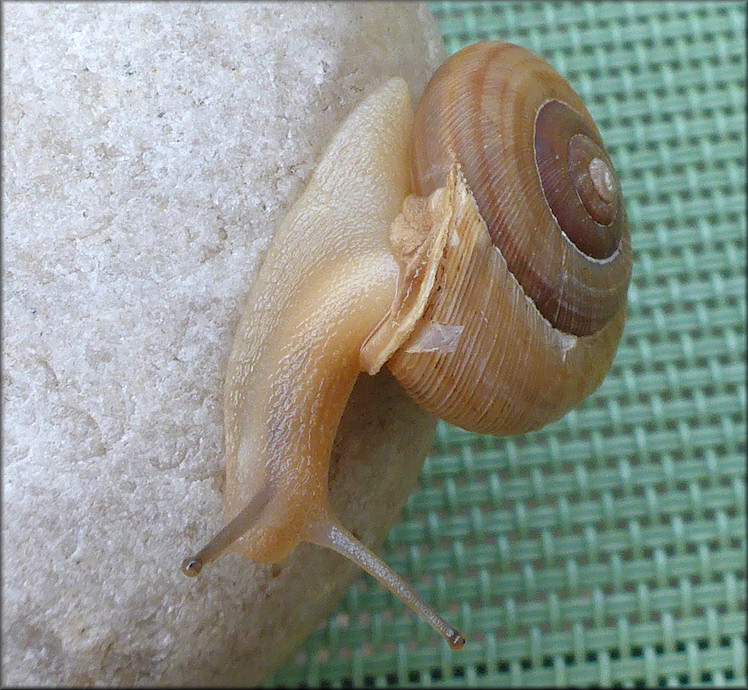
[2,3,444,684]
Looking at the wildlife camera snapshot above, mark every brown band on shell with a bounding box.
[534,100,623,259]
[411,42,631,336]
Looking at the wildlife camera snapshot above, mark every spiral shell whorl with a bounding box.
[411,42,631,336]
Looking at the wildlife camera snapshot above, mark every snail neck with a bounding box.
[224,250,399,562]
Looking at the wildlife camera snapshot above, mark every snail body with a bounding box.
[183,42,631,649]
[219,79,412,564]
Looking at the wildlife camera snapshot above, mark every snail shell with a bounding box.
[364,42,631,435]
[183,42,631,650]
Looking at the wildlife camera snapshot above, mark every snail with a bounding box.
[181,42,631,650]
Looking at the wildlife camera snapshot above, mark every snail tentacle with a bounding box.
[306,517,466,650]
[181,484,272,576]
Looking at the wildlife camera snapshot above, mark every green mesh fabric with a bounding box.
[267,2,746,686]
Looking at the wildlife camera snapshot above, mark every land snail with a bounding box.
[181,42,631,650]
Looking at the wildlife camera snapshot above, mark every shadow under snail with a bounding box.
[181,42,631,650]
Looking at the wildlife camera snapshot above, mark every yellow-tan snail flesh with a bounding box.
[181,42,631,651]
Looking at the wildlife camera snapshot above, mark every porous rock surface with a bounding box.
[2,3,444,684]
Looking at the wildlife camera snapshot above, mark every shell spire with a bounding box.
[410,42,631,336]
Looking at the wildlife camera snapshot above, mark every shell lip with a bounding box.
[360,173,457,374]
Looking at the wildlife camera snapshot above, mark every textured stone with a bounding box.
[2,3,444,684]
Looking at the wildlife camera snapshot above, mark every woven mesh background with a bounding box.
[267,2,746,686]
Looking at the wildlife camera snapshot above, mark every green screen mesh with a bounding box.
[268,2,746,686]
